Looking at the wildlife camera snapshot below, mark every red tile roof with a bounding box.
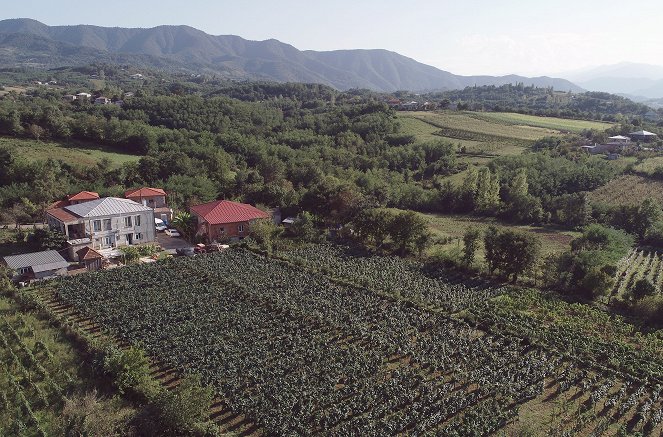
[47,207,78,223]
[48,199,69,210]
[125,187,166,198]
[190,200,269,225]
[67,191,100,201]
[77,246,102,260]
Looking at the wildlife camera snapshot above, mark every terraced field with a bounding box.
[32,247,663,436]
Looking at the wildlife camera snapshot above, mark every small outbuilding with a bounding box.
[2,250,69,281]
[76,246,103,271]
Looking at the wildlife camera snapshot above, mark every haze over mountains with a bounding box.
[562,62,663,100]
[0,18,583,93]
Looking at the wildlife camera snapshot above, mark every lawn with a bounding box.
[0,136,141,168]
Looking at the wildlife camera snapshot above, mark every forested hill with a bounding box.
[421,84,657,120]
[0,18,583,93]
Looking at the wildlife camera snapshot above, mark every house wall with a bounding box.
[194,216,256,242]
[87,210,156,249]
[130,195,167,208]
[51,210,156,250]
[33,267,68,280]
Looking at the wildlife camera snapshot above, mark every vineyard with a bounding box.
[30,246,663,436]
[0,294,136,435]
[612,248,663,299]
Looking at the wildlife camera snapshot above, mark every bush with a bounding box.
[630,278,657,301]
[629,295,663,325]
[102,346,157,398]
[138,375,214,436]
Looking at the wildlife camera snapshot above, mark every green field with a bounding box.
[398,111,614,162]
[0,136,141,168]
[633,156,663,175]
[422,212,579,258]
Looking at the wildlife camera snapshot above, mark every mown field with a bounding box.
[0,136,140,168]
[470,111,613,133]
[422,213,579,258]
[588,174,663,207]
[0,293,136,435]
[32,247,663,436]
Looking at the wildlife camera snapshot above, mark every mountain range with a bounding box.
[0,18,583,93]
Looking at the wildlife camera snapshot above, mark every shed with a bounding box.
[76,246,103,271]
[629,130,658,142]
[2,250,69,281]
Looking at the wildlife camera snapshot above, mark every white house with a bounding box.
[46,197,156,260]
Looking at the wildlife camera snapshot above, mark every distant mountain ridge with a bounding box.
[563,62,663,99]
[0,18,583,93]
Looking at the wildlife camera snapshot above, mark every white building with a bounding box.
[46,197,156,260]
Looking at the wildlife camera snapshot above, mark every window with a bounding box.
[134,215,141,226]
[103,218,112,230]
[219,227,225,234]
[124,216,132,228]
[135,233,143,241]
[238,224,244,233]
[18,267,30,275]
[93,220,101,232]
[103,236,113,246]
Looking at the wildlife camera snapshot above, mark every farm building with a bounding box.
[190,200,269,242]
[2,250,69,281]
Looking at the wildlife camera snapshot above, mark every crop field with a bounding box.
[633,156,663,176]
[398,111,614,167]
[0,294,134,435]
[588,174,663,207]
[422,213,579,257]
[37,247,663,436]
[0,136,140,168]
[469,112,613,133]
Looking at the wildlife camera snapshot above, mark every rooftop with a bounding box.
[3,250,68,271]
[77,246,103,260]
[190,200,268,225]
[67,191,100,201]
[65,197,153,218]
[125,187,167,198]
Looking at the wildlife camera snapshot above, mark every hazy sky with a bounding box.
[4,0,663,76]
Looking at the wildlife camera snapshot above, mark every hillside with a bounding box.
[0,18,583,93]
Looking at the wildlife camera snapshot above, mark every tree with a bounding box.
[171,212,198,242]
[484,226,541,282]
[387,211,431,256]
[250,218,283,255]
[353,208,392,250]
[27,124,46,141]
[28,228,67,251]
[631,278,657,301]
[462,228,482,266]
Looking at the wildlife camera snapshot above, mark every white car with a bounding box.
[164,228,181,237]
[155,218,167,232]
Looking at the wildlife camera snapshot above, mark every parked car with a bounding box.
[155,218,167,232]
[164,228,181,237]
[194,243,207,254]
[175,247,196,257]
[206,243,230,252]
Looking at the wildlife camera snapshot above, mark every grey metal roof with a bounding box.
[65,197,153,218]
[629,130,657,136]
[3,250,68,270]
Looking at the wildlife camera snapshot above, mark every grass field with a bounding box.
[0,136,140,168]
[588,174,663,207]
[422,212,580,258]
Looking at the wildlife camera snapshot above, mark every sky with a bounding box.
[3,0,663,76]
